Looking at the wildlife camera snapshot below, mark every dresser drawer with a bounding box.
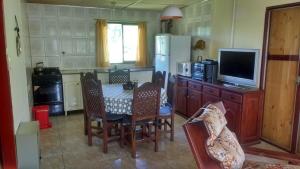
[221,91,243,104]
[177,78,188,87]
[188,81,202,91]
[203,86,220,97]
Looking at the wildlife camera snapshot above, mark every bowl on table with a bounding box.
[122,81,138,90]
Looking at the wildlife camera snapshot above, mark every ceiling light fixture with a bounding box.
[160,5,183,20]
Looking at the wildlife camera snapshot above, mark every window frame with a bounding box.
[107,22,138,64]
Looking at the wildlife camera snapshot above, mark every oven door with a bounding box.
[33,82,63,105]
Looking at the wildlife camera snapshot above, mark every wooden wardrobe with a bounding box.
[261,3,300,153]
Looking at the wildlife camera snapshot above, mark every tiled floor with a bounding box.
[40,113,197,169]
[40,113,299,169]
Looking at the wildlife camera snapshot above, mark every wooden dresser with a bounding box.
[175,76,263,145]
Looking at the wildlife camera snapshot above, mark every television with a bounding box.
[218,48,261,88]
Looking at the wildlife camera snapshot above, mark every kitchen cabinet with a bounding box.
[176,87,188,116]
[62,74,83,115]
[175,76,263,145]
[187,89,202,117]
[222,100,241,135]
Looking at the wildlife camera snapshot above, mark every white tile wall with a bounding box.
[45,38,59,56]
[27,3,160,68]
[173,0,212,61]
[44,18,58,36]
[30,37,45,56]
[73,38,88,56]
[32,56,45,67]
[44,5,58,17]
[59,6,73,17]
[72,20,88,37]
[59,19,73,37]
[60,38,73,55]
[29,18,43,36]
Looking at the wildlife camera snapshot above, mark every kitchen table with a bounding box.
[102,84,167,115]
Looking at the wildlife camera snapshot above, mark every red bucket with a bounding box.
[32,105,52,129]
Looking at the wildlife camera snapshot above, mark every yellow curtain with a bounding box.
[136,22,148,67]
[96,19,110,67]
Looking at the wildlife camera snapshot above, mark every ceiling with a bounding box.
[26,0,204,10]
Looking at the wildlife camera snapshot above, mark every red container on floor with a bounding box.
[32,105,52,129]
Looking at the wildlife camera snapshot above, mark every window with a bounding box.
[107,23,138,63]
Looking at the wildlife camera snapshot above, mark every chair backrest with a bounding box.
[167,73,175,105]
[80,72,98,114]
[183,102,226,169]
[132,82,161,121]
[82,76,107,121]
[183,120,221,169]
[108,69,130,84]
[152,71,166,89]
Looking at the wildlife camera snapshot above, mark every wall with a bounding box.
[26,3,161,69]
[174,0,300,60]
[4,0,32,132]
[173,0,212,61]
[233,0,300,49]
[173,0,234,60]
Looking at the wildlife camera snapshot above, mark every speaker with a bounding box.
[192,60,218,83]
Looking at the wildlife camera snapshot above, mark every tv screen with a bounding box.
[219,51,256,80]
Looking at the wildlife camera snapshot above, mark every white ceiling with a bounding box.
[26,0,204,10]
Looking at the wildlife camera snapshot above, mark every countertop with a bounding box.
[177,75,261,93]
[60,67,154,75]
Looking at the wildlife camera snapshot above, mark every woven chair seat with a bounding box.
[90,112,124,122]
[122,115,154,126]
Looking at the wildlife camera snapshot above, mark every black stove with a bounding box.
[32,67,64,116]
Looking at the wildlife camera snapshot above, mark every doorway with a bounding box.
[0,0,17,168]
[261,3,300,153]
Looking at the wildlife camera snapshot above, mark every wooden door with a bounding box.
[176,87,187,115]
[187,89,202,117]
[262,7,300,151]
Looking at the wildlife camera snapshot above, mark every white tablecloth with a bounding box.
[102,84,167,115]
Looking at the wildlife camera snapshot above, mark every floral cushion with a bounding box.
[206,127,245,169]
[197,104,227,141]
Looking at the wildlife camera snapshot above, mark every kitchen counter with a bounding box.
[60,67,154,75]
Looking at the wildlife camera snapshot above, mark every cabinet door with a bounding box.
[223,100,242,136]
[202,93,220,105]
[187,89,202,117]
[63,82,83,111]
[176,87,187,115]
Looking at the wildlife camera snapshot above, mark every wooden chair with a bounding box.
[152,70,166,89]
[120,82,161,158]
[108,69,130,84]
[80,71,97,136]
[157,74,176,141]
[166,73,174,104]
[183,102,300,169]
[82,76,124,153]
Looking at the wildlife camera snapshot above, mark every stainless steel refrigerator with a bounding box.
[155,34,191,86]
